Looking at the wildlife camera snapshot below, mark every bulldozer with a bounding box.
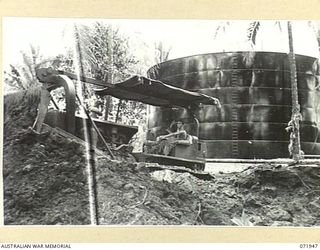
[33,67,220,171]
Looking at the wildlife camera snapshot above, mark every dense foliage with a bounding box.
[3,22,155,127]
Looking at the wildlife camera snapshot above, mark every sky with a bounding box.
[3,18,320,70]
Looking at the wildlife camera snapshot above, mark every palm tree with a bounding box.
[75,22,141,122]
[287,21,302,161]
[4,45,42,92]
[154,41,171,64]
[248,21,303,161]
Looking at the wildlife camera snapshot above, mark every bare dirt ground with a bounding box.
[3,89,320,226]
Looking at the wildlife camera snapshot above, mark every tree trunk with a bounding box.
[115,99,123,123]
[287,21,302,161]
[103,32,114,121]
[103,95,111,120]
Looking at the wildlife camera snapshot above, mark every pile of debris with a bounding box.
[3,89,320,226]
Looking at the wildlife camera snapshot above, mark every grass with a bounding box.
[231,209,254,226]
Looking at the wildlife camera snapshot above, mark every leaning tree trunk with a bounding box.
[287,21,302,161]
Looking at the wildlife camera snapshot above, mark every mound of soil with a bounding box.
[3,89,320,226]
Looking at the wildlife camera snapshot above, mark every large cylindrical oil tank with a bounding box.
[146,51,320,159]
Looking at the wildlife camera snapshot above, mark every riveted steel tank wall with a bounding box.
[147,52,320,159]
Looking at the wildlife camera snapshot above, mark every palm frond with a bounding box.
[274,21,283,32]
[213,21,230,40]
[247,21,261,46]
[307,21,319,36]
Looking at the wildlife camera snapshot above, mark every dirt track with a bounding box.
[3,89,320,226]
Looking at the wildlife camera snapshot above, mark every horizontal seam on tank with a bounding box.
[158,69,318,77]
[149,122,319,125]
[193,121,318,125]
[202,141,320,144]
[146,51,318,65]
[199,140,320,143]
[155,87,320,93]
[148,125,318,130]
[213,104,316,108]
[200,139,290,142]
[191,87,320,92]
